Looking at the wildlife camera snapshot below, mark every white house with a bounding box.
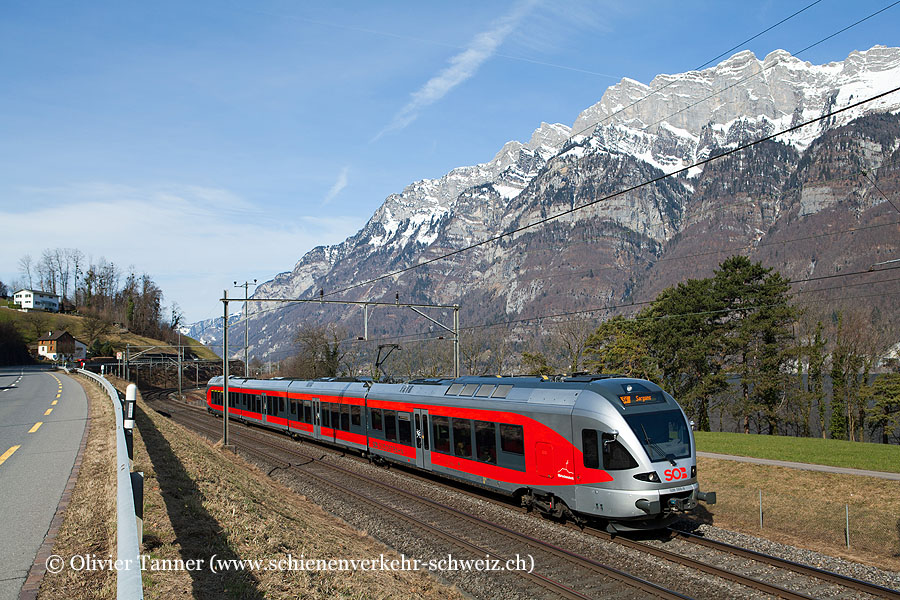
[13,289,60,312]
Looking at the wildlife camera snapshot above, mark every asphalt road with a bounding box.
[0,366,87,600]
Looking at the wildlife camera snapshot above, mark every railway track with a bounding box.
[143,388,900,600]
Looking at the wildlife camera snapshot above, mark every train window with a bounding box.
[422,415,429,450]
[474,385,495,398]
[268,397,275,415]
[331,404,341,430]
[623,410,691,461]
[582,429,600,469]
[351,405,361,427]
[452,418,472,457]
[459,384,479,396]
[320,403,330,427]
[603,437,638,470]
[414,414,421,448]
[304,401,312,424]
[475,421,496,464]
[341,404,350,431]
[491,385,513,399]
[279,398,285,414]
[445,384,464,395]
[290,400,297,416]
[384,410,397,441]
[432,416,450,453]
[398,412,412,445]
[500,424,525,455]
[371,408,383,431]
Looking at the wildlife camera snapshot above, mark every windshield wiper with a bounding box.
[640,424,676,466]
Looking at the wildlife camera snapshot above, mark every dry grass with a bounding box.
[695,457,900,571]
[38,375,117,600]
[130,388,465,600]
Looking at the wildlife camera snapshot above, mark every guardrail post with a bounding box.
[124,384,137,465]
[131,471,144,545]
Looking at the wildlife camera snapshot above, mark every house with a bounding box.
[36,331,87,362]
[13,289,60,312]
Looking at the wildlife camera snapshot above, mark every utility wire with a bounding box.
[341,265,900,345]
[324,85,900,298]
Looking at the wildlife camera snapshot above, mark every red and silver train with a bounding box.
[206,374,715,530]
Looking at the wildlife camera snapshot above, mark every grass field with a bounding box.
[697,456,900,571]
[694,431,900,473]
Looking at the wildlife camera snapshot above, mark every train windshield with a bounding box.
[623,409,691,462]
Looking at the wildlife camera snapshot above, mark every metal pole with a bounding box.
[453,305,460,378]
[223,289,230,447]
[125,344,130,381]
[759,489,763,528]
[845,504,850,548]
[177,342,182,399]
[235,279,256,377]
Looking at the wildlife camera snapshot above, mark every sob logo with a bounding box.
[664,467,688,481]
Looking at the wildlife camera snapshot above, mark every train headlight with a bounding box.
[691,465,696,478]
[633,471,660,483]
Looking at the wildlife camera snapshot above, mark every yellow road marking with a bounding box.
[0,446,20,466]
[56,393,61,398]
[28,422,43,433]
[51,400,58,406]
[44,408,53,416]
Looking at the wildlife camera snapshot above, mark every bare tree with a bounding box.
[460,328,492,375]
[80,312,113,346]
[554,318,596,374]
[18,255,34,289]
[23,311,51,339]
[288,323,346,378]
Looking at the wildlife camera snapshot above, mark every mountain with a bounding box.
[187,46,900,365]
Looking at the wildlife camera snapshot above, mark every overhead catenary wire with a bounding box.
[315,264,900,348]
[230,5,900,362]
[245,4,898,316]
[323,85,900,299]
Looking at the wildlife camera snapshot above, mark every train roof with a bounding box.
[208,374,667,409]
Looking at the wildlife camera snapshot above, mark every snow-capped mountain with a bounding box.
[187,46,900,362]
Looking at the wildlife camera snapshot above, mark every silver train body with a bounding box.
[206,374,715,530]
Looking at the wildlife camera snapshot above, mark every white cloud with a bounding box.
[375,0,539,140]
[323,166,349,204]
[0,183,360,323]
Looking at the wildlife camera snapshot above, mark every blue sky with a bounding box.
[1,1,897,323]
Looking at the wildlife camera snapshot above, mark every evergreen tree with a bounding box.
[864,373,900,444]
[643,277,727,431]
[829,313,848,440]
[712,256,795,434]
[584,315,660,381]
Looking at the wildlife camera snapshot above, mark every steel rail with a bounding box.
[148,392,689,599]
[670,528,900,600]
[155,391,894,600]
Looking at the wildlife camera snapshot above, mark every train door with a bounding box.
[413,408,431,469]
[261,393,268,424]
[535,442,554,480]
[313,399,321,438]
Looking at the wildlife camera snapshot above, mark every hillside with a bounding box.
[0,306,218,361]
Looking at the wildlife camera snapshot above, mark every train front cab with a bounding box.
[572,378,714,530]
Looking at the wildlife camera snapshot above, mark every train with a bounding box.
[205,373,715,531]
